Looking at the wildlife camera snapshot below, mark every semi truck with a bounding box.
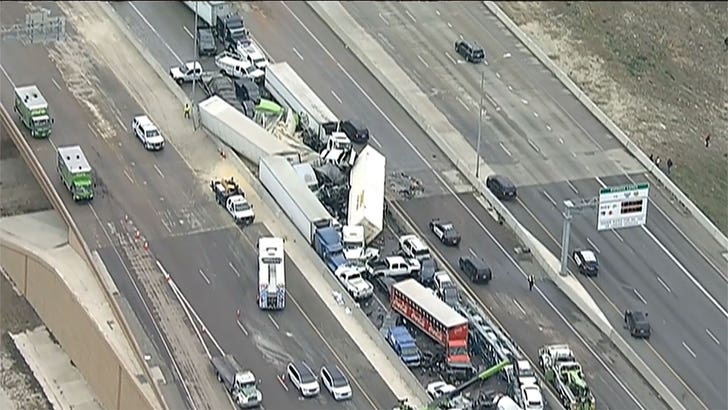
[313,226,348,273]
[211,177,255,225]
[348,146,386,243]
[390,279,473,383]
[184,0,247,49]
[386,326,421,368]
[211,354,263,408]
[56,145,94,201]
[257,237,285,310]
[538,344,595,410]
[14,85,53,138]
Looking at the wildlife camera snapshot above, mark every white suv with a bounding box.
[398,234,431,261]
[320,365,352,401]
[286,361,319,398]
[132,115,165,151]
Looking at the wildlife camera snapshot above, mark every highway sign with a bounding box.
[597,183,649,231]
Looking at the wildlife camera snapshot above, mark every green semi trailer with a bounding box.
[57,145,94,201]
[14,85,53,138]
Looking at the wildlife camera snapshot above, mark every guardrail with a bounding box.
[0,105,167,410]
[482,1,727,251]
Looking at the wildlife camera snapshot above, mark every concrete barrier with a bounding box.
[483,1,727,251]
[101,3,428,406]
[307,2,684,409]
[0,106,165,410]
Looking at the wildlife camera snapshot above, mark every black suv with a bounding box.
[624,310,651,338]
[339,119,369,143]
[416,257,438,287]
[459,256,492,284]
[455,40,485,63]
[486,174,517,200]
[197,27,217,57]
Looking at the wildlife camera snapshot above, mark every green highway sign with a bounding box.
[600,183,649,195]
[597,183,650,231]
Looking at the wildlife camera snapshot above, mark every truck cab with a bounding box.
[226,195,255,225]
[170,61,203,84]
[335,264,374,300]
[341,225,379,262]
[320,132,356,168]
[217,14,247,48]
[232,370,263,408]
[314,227,347,272]
[387,326,421,367]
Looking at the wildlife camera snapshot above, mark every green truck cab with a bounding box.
[14,85,53,138]
[57,145,94,202]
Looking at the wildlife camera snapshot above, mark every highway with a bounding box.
[110,1,674,409]
[0,2,395,409]
[342,2,727,408]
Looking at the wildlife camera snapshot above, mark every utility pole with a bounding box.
[475,70,484,179]
[191,2,199,102]
[559,198,598,275]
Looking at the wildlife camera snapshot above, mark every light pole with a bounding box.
[191,2,199,102]
[475,70,484,179]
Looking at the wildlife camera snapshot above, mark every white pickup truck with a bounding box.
[335,265,374,300]
[365,256,420,279]
[170,61,204,84]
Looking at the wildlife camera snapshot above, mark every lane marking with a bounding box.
[268,314,280,330]
[542,190,557,208]
[229,262,241,278]
[496,72,501,79]
[378,12,389,25]
[559,138,565,144]
[656,276,672,293]
[123,169,135,184]
[114,112,126,129]
[292,47,304,61]
[277,374,289,391]
[682,341,696,358]
[612,229,624,242]
[330,89,343,104]
[521,98,528,105]
[153,164,165,178]
[404,9,417,23]
[198,269,211,285]
[512,298,527,315]
[469,248,477,257]
[417,54,430,68]
[566,180,579,194]
[705,329,720,345]
[444,51,456,64]
[236,319,249,336]
[129,3,184,64]
[527,139,541,153]
[435,9,440,16]
[280,5,644,407]
[546,124,552,131]
[51,78,62,90]
[447,22,452,29]
[456,96,470,112]
[533,111,539,118]
[586,237,600,254]
[182,26,193,39]
[633,289,647,305]
[499,142,512,157]
[0,63,16,87]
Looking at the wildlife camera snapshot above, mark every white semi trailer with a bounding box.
[348,146,386,243]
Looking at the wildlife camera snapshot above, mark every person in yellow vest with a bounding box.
[184,102,191,119]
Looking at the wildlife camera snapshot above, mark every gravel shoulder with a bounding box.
[499,1,728,233]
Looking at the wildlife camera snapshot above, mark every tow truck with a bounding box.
[211,354,262,408]
[210,177,255,225]
[423,359,511,410]
[538,344,595,410]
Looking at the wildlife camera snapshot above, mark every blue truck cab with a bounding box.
[387,326,421,367]
[313,226,347,273]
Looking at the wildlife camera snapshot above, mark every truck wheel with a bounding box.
[176,78,183,85]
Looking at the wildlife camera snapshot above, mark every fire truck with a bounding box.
[390,279,473,382]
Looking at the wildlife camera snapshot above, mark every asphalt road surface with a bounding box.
[109,1,679,409]
[343,2,727,408]
[0,2,395,409]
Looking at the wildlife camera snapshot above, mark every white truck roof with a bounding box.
[348,146,386,243]
[15,85,48,111]
[392,279,468,329]
[57,145,91,173]
[258,237,285,289]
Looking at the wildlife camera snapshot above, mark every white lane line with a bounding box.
[279,7,647,406]
[129,3,184,65]
[499,142,512,157]
[123,169,135,184]
[378,12,389,25]
[417,54,430,68]
[447,21,452,28]
[456,96,471,112]
[586,237,601,254]
[153,164,165,179]
[330,90,343,104]
[533,111,539,118]
[612,229,625,242]
[229,262,241,278]
[527,139,541,153]
[633,289,647,305]
[51,78,62,90]
[706,328,720,345]
[236,319,249,336]
[182,26,193,39]
[0,64,16,87]
[546,124,552,131]
[469,248,477,257]
[198,269,211,285]
[404,9,417,23]
[682,341,696,358]
[87,123,96,135]
[268,314,280,330]
[656,276,672,293]
[445,51,456,64]
[642,226,728,318]
[512,299,527,315]
[277,375,289,391]
[559,138,565,144]
[542,190,558,208]
[369,137,382,149]
[292,47,304,61]
[435,9,440,16]
[567,180,579,194]
[496,72,501,79]
[114,113,126,129]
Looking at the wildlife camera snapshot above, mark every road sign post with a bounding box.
[597,183,650,231]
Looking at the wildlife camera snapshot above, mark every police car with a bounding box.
[132,115,165,151]
[428,219,461,246]
[572,248,598,276]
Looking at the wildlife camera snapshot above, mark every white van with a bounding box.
[215,52,265,82]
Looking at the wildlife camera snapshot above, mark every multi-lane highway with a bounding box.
[0,2,396,409]
[109,1,676,409]
[341,2,727,408]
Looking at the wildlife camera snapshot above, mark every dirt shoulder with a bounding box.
[499,1,728,233]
